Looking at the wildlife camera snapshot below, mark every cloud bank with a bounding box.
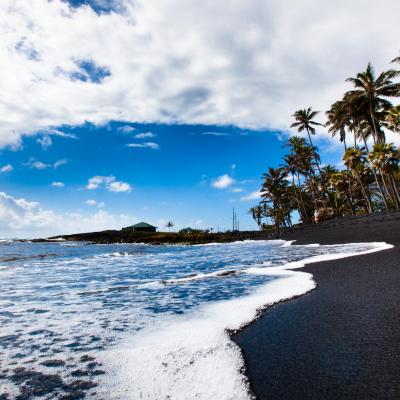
[1,0,400,148]
[0,191,135,238]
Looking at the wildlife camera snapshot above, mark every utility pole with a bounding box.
[232,207,240,231]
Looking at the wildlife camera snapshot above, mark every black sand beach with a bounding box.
[233,212,400,399]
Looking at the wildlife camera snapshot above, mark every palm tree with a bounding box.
[326,100,350,150]
[248,206,263,229]
[291,108,324,168]
[343,147,373,213]
[283,154,310,224]
[385,105,400,133]
[329,171,355,213]
[346,63,400,143]
[368,143,400,208]
[295,142,320,207]
[326,100,356,213]
[261,167,293,230]
[336,93,391,209]
[391,55,400,64]
[166,221,174,232]
[291,108,332,204]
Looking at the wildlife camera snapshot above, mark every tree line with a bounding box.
[249,56,400,231]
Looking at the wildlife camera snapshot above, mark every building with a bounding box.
[122,222,157,233]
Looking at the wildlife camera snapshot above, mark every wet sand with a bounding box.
[233,212,400,399]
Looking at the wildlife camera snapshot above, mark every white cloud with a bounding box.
[118,125,136,133]
[86,199,105,207]
[86,175,131,192]
[0,164,13,173]
[134,132,156,139]
[25,159,50,170]
[51,181,65,187]
[86,176,111,190]
[37,134,53,149]
[36,129,77,149]
[86,199,97,205]
[126,142,160,150]
[25,158,68,170]
[240,190,262,201]
[201,132,230,136]
[1,0,400,148]
[53,159,68,168]
[231,187,244,193]
[212,174,235,189]
[45,129,78,140]
[0,191,136,238]
[108,181,131,193]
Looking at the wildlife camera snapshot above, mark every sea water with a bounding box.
[0,239,392,399]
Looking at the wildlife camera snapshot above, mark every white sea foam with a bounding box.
[96,241,393,400]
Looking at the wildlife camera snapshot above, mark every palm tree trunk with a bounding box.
[291,176,305,224]
[389,172,400,208]
[362,137,389,210]
[305,168,318,210]
[355,172,373,213]
[296,173,310,224]
[369,102,385,144]
[306,129,324,179]
[343,139,355,214]
[380,173,397,207]
[306,128,334,211]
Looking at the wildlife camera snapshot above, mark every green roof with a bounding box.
[131,222,157,228]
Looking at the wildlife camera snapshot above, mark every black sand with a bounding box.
[233,212,400,399]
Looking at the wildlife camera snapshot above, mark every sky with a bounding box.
[0,0,400,237]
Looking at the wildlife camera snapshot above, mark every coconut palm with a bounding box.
[343,147,373,213]
[166,221,174,232]
[291,108,332,203]
[326,100,350,150]
[391,55,400,64]
[248,206,263,229]
[333,93,391,209]
[261,167,293,229]
[346,63,400,143]
[326,100,357,213]
[368,143,400,208]
[329,171,355,213]
[283,154,310,224]
[385,105,400,133]
[291,108,324,166]
[285,136,320,209]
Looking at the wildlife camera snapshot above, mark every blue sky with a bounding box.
[1,0,399,237]
[0,121,342,236]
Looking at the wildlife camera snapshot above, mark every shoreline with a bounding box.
[30,230,276,246]
[232,213,400,399]
[92,241,387,399]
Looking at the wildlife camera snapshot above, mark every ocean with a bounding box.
[0,239,390,399]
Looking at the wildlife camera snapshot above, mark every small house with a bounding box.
[122,222,157,233]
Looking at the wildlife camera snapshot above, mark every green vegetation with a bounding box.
[250,58,400,230]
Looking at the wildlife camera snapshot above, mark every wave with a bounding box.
[96,241,393,399]
[0,253,59,263]
[162,261,273,285]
